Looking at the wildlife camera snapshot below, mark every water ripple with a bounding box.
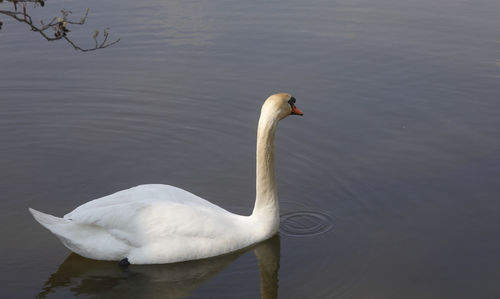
[280,210,334,237]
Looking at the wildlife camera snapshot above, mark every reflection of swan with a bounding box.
[29,94,302,264]
[255,235,280,299]
[37,235,280,299]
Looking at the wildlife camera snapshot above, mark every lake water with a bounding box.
[1,0,500,298]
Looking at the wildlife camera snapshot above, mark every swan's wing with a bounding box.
[63,184,239,247]
[65,184,223,215]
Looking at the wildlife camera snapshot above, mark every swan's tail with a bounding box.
[28,208,70,235]
[28,208,128,261]
[29,207,86,254]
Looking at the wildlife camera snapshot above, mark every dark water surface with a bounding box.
[1,0,500,298]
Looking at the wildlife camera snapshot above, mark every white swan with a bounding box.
[29,93,303,265]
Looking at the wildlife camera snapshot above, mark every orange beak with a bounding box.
[291,105,304,116]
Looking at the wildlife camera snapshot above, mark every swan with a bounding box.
[29,93,303,265]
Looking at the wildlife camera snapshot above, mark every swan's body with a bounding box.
[30,185,264,264]
[29,93,303,264]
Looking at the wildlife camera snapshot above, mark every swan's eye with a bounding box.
[288,96,303,116]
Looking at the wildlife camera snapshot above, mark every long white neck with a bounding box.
[251,110,280,237]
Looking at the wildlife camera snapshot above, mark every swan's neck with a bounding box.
[251,112,280,237]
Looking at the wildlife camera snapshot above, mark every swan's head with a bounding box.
[262,93,304,120]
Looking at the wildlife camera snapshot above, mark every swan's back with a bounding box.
[64,184,227,219]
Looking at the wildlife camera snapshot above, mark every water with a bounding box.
[1,0,500,298]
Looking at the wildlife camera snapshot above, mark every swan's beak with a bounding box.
[291,106,304,116]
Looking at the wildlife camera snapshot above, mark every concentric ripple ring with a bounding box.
[279,211,334,237]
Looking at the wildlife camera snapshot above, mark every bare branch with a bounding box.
[0,4,119,52]
[64,36,120,52]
